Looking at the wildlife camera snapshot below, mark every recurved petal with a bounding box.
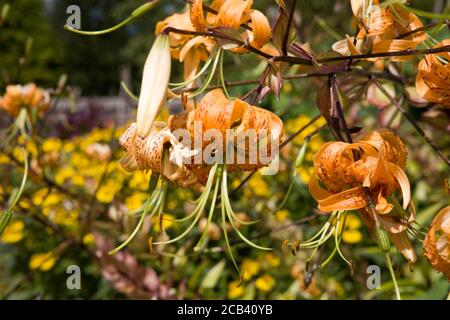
[119,152,139,173]
[388,162,411,210]
[247,10,271,49]
[191,88,247,134]
[217,0,253,29]
[190,0,207,31]
[389,231,417,263]
[317,187,367,212]
[308,170,332,201]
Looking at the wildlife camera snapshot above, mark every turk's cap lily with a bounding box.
[309,129,410,214]
[0,83,50,117]
[184,88,284,171]
[119,122,199,188]
[424,206,450,280]
[416,40,450,109]
[136,34,171,138]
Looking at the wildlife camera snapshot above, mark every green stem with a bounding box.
[385,253,401,300]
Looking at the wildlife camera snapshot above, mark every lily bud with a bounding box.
[136,34,171,138]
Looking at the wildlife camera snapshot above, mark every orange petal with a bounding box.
[217,0,252,29]
[308,170,332,201]
[317,187,367,212]
[388,162,411,209]
[190,0,207,32]
[389,231,417,263]
[247,10,271,49]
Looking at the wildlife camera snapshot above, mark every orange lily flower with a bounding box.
[309,129,416,262]
[416,40,450,108]
[335,2,426,61]
[0,83,50,117]
[156,0,271,81]
[119,122,200,188]
[424,206,450,281]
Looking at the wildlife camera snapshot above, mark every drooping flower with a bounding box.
[136,34,172,138]
[334,2,426,61]
[0,83,50,117]
[424,206,450,281]
[309,129,416,262]
[416,40,450,109]
[119,122,200,188]
[156,0,271,81]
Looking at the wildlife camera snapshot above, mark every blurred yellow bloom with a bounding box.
[25,141,38,157]
[227,280,244,299]
[255,274,275,292]
[152,214,176,232]
[285,115,326,145]
[241,259,260,281]
[1,220,25,243]
[247,173,269,198]
[275,209,289,222]
[29,252,58,272]
[129,172,151,189]
[71,175,86,186]
[32,188,50,205]
[63,141,76,153]
[96,180,121,203]
[42,138,62,153]
[125,193,147,211]
[70,152,91,168]
[55,166,75,185]
[342,214,363,244]
[263,253,280,268]
[82,233,95,245]
[0,154,10,164]
[42,193,62,207]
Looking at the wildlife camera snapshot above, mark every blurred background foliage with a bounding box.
[0,0,449,300]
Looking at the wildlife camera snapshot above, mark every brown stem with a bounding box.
[282,0,297,56]
[162,26,273,60]
[330,75,353,143]
[275,45,450,65]
[373,79,450,167]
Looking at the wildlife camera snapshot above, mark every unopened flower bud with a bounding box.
[136,34,171,138]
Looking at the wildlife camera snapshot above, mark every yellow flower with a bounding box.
[55,166,75,185]
[42,193,62,207]
[32,188,50,205]
[71,174,86,186]
[341,214,362,244]
[0,154,10,164]
[63,141,76,153]
[247,173,269,198]
[255,274,275,292]
[241,259,260,281]
[42,138,62,153]
[129,172,151,189]
[125,193,147,211]
[152,214,176,232]
[275,209,289,222]
[96,180,121,203]
[263,253,280,268]
[29,252,58,272]
[1,220,25,243]
[82,233,95,245]
[227,280,244,299]
[285,115,326,145]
